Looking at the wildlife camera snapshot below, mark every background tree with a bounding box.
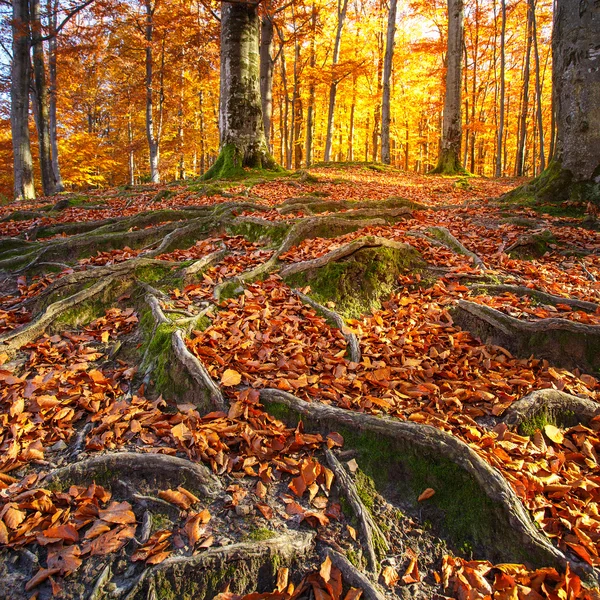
[380,0,397,165]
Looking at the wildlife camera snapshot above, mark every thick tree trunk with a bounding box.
[495,0,506,178]
[31,0,58,196]
[324,0,349,162]
[145,0,160,184]
[380,0,397,165]
[516,9,532,177]
[259,14,274,151]
[11,0,36,201]
[205,2,277,179]
[506,0,600,203]
[431,0,464,174]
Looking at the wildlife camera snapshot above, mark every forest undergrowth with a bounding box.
[1,164,600,600]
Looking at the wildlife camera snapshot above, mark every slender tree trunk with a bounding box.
[516,8,532,177]
[433,0,464,174]
[145,0,160,183]
[495,0,506,178]
[324,0,349,162]
[259,14,274,151]
[305,2,317,167]
[292,25,303,169]
[205,2,277,179]
[372,28,384,162]
[11,0,36,200]
[178,49,185,180]
[281,49,291,169]
[469,0,478,174]
[199,90,206,175]
[47,0,63,192]
[127,114,135,186]
[530,0,545,173]
[381,0,397,165]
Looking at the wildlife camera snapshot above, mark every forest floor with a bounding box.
[1,163,600,600]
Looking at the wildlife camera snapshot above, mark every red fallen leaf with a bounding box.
[327,432,344,448]
[40,523,79,544]
[417,488,435,502]
[185,510,211,546]
[84,520,112,540]
[382,565,399,587]
[98,501,136,524]
[256,503,274,520]
[289,475,307,497]
[285,501,305,516]
[302,511,329,528]
[198,535,214,548]
[343,589,363,600]
[87,524,137,556]
[158,489,195,510]
[320,556,332,582]
[146,550,171,565]
[25,568,61,592]
[0,520,8,544]
[47,545,82,575]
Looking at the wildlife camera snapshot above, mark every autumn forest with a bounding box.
[0,0,599,599]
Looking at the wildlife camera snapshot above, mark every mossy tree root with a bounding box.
[291,290,361,363]
[453,299,600,375]
[0,276,116,359]
[505,229,557,259]
[502,389,600,430]
[325,549,386,600]
[324,448,388,574]
[124,531,315,600]
[277,196,422,216]
[258,388,596,581]
[182,248,229,282]
[426,226,486,269]
[467,284,600,313]
[41,451,222,499]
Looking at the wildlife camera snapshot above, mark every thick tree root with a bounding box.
[467,284,600,313]
[182,248,228,281]
[426,226,486,269]
[41,451,222,499]
[324,449,388,574]
[506,229,556,259]
[292,290,361,363]
[279,236,416,279]
[453,299,600,374]
[502,389,600,430]
[0,276,116,358]
[172,330,227,412]
[258,388,596,581]
[325,549,386,600]
[123,531,316,600]
[277,195,422,216]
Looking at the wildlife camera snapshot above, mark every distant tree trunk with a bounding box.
[178,49,185,180]
[324,0,349,162]
[292,24,303,169]
[506,0,600,203]
[469,0,478,174]
[431,0,464,174]
[495,0,506,178]
[516,9,532,177]
[530,0,545,173]
[204,2,277,179]
[127,114,135,186]
[199,90,206,175]
[305,2,316,166]
[47,0,63,192]
[259,14,274,151]
[145,0,160,183]
[372,28,384,162]
[11,0,36,200]
[380,0,397,165]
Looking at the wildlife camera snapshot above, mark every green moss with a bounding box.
[429,149,469,176]
[519,409,577,437]
[53,297,109,329]
[354,470,376,512]
[245,528,276,542]
[202,144,283,181]
[135,264,174,285]
[226,220,291,247]
[217,280,245,300]
[507,229,557,259]
[285,245,426,318]
[345,548,365,569]
[151,513,173,532]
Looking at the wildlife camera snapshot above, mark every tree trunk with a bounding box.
[11,0,36,200]
[431,0,464,174]
[292,26,303,170]
[380,0,397,165]
[495,0,506,178]
[506,0,600,203]
[145,0,160,183]
[324,0,349,162]
[259,14,274,151]
[47,0,63,192]
[305,3,317,167]
[516,9,532,177]
[530,0,545,173]
[205,2,277,179]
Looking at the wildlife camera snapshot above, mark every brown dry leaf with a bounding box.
[256,503,274,520]
[417,488,435,502]
[402,550,420,584]
[382,565,399,587]
[319,555,332,582]
[158,489,194,510]
[221,369,242,386]
[544,424,564,444]
[276,567,289,592]
[98,501,136,524]
[25,568,61,592]
[184,511,210,546]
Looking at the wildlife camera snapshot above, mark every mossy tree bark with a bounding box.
[204,2,278,180]
[431,0,465,175]
[506,0,600,203]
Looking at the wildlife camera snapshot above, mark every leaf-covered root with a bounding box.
[258,388,598,582]
[425,226,486,269]
[502,389,600,432]
[41,451,222,500]
[325,549,386,600]
[453,299,600,375]
[292,290,361,363]
[324,449,387,574]
[505,229,558,259]
[0,276,116,359]
[467,284,600,313]
[123,531,315,600]
[277,196,422,216]
[182,247,229,283]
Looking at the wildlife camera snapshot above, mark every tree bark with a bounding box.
[494,0,506,178]
[205,2,277,179]
[47,0,64,192]
[380,0,397,165]
[323,0,349,162]
[431,0,464,174]
[145,0,160,183]
[10,0,36,200]
[259,14,274,151]
[530,0,545,173]
[305,2,317,167]
[516,8,532,177]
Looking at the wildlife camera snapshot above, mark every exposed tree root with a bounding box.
[279,236,416,278]
[41,451,222,499]
[453,299,600,374]
[325,549,386,600]
[324,448,388,574]
[505,229,557,259]
[292,290,361,363]
[123,531,316,600]
[426,226,486,269]
[0,276,116,358]
[502,389,600,430]
[467,284,600,313]
[258,388,596,581]
[182,248,228,281]
[277,195,422,216]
